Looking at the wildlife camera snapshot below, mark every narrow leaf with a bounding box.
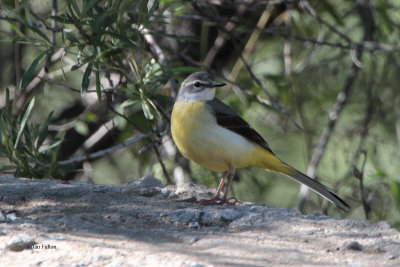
[71,55,95,71]
[83,0,103,15]
[68,0,82,17]
[141,100,154,120]
[138,0,149,25]
[28,25,51,44]
[24,0,33,26]
[19,51,49,91]
[81,63,93,96]
[36,112,53,149]
[95,65,101,101]
[149,0,159,17]
[6,21,25,37]
[14,97,35,151]
[104,31,137,49]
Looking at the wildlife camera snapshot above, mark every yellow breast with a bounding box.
[171,101,259,172]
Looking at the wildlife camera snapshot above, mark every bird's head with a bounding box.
[176,72,226,102]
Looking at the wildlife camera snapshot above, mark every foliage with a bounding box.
[0,89,64,178]
[1,0,400,227]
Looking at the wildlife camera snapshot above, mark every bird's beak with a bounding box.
[212,81,226,88]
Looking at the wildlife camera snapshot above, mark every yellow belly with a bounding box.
[171,101,260,172]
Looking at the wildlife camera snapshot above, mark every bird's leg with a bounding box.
[221,165,238,205]
[215,171,228,200]
[196,171,229,205]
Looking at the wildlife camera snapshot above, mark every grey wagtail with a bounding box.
[171,72,349,211]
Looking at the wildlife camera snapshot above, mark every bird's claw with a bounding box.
[225,197,241,206]
[196,197,224,205]
[196,196,241,206]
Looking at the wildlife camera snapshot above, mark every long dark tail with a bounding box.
[283,166,350,211]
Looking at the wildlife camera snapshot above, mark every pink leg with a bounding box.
[215,171,228,199]
[222,165,235,202]
[197,165,242,205]
[197,170,229,205]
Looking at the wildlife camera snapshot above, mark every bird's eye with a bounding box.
[193,81,201,87]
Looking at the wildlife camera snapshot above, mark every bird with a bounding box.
[171,72,349,211]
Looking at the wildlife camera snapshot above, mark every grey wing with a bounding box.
[206,98,274,154]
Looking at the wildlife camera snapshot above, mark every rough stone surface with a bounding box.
[0,175,399,266]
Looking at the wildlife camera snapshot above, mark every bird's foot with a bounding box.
[196,196,241,206]
[196,196,225,205]
[224,197,241,206]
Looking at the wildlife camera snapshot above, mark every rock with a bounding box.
[175,183,216,200]
[172,232,199,244]
[160,188,171,197]
[6,234,36,252]
[199,209,221,226]
[183,261,205,267]
[229,212,263,230]
[127,175,164,189]
[188,222,200,228]
[344,241,363,251]
[220,209,243,222]
[0,176,399,266]
[122,175,164,197]
[0,210,6,222]
[0,209,20,223]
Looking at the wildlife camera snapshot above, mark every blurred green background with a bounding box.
[1,0,400,226]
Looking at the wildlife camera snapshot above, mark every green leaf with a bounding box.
[67,0,82,17]
[138,0,149,25]
[81,63,93,96]
[75,121,89,136]
[104,31,137,49]
[23,0,33,26]
[43,138,63,152]
[50,15,72,24]
[14,97,35,152]
[83,0,103,15]
[5,7,51,44]
[36,112,53,149]
[95,64,101,101]
[71,55,95,71]
[4,7,27,25]
[64,31,80,44]
[391,181,400,207]
[29,25,51,44]
[146,98,161,119]
[19,50,49,91]
[6,21,25,37]
[148,0,159,17]
[141,100,154,120]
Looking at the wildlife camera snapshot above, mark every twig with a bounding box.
[106,97,173,184]
[57,133,151,166]
[298,0,375,211]
[133,24,177,98]
[202,1,251,67]
[191,6,398,53]
[38,77,121,94]
[299,0,353,45]
[283,8,292,76]
[352,150,369,219]
[13,1,22,113]
[239,53,305,131]
[45,0,58,72]
[230,6,272,81]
